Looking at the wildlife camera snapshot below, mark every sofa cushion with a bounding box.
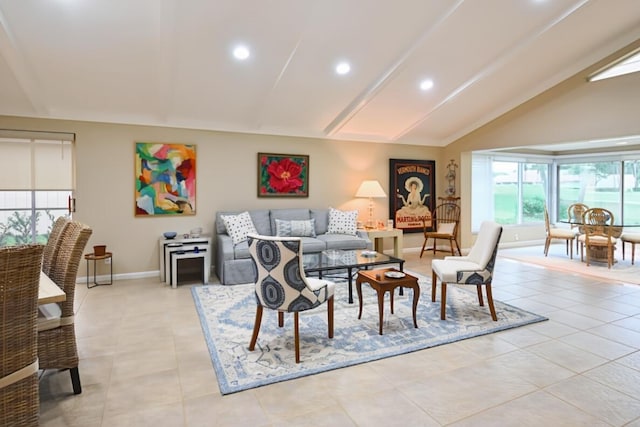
[270,208,311,234]
[311,209,329,235]
[275,218,316,237]
[317,233,368,250]
[327,208,358,236]
[221,211,258,245]
[216,210,271,235]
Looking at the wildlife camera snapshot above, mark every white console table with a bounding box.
[159,235,211,287]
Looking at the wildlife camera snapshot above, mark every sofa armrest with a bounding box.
[356,230,373,250]
[216,235,236,261]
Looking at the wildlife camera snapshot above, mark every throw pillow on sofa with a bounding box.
[327,208,358,236]
[275,219,316,237]
[221,211,258,245]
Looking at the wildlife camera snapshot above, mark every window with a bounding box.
[472,154,551,230]
[0,132,75,246]
[557,158,640,225]
[473,151,640,231]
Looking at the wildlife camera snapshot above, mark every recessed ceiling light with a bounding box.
[335,62,351,75]
[420,79,434,91]
[233,45,250,60]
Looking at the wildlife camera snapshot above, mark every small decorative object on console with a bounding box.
[163,231,177,239]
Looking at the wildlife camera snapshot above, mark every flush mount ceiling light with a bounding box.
[420,79,434,91]
[232,45,250,60]
[588,49,640,82]
[335,62,351,75]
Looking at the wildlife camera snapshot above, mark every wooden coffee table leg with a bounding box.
[390,287,395,314]
[411,282,420,328]
[377,289,385,335]
[356,276,364,320]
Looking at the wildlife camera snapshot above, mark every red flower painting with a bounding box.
[258,153,309,197]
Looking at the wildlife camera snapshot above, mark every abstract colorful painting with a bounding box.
[258,153,309,197]
[135,142,196,216]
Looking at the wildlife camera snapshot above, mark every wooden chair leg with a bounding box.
[294,312,300,363]
[569,239,573,259]
[544,237,550,256]
[485,283,497,321]
[431,270,437,302]
[622,240,626,260]
[440,283,447,320]
[249,304,263,351]
[449,239,455,256]
[454,239,462,256]
[476,285,484,306]
[278,311,284,327]
[70,367,82,395]
[419,238,428,258]
[327,296,334,339]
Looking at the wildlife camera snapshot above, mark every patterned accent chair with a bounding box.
[431,221,503,321]
[247,234,335,363]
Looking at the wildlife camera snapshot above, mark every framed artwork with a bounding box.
[135,142,196,216]
[389,159,436,233]
[258,153,309,197]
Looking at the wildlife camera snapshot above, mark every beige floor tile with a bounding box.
[101,402,185,427]
[559,331,636,360]
[341,389,440,426]
[546,375,640,425]
[484,349,575,388]
[527,340,608,373]
[183,392,270,427]
[448,390,610,427]
[584,361,640,397]
[399,361,537,424]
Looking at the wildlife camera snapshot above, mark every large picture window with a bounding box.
[472,154,550,230]
[473,151,640,230]
[0,132,75,245]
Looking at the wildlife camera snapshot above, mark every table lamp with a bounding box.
[355,180,387,229]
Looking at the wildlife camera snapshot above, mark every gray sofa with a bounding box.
[215,208,372,285]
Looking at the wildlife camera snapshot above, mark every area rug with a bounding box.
[500,244,640,285]
[192,272,547,394]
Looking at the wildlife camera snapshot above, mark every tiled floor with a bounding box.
[39,245,640,426]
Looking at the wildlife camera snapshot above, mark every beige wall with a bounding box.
[0,115,444,277]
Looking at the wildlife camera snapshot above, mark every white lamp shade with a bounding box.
[355,180,387,198]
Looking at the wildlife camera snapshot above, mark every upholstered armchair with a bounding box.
[247,234,335,363]
[431,221,503,321]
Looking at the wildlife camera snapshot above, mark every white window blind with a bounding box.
[0,132,74,190]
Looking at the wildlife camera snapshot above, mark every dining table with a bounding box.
[38,271,66,305]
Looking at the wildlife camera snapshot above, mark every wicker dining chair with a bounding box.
[578,207,616,269]
[41,216,70,276]
[568,203,589,251]
[0,244,45,427]
[38,221,92,395]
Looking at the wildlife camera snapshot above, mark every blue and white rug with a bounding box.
[192,273,547,394]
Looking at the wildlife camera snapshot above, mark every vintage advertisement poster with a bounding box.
[389,159,435,233]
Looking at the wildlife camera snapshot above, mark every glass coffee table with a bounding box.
[302,249,405,303]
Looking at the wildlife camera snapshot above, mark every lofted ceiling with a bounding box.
[0,0,639,147]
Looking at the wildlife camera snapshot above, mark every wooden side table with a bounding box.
[363,228,404,258]
[84,252,113,289]
[355,268,419,335]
